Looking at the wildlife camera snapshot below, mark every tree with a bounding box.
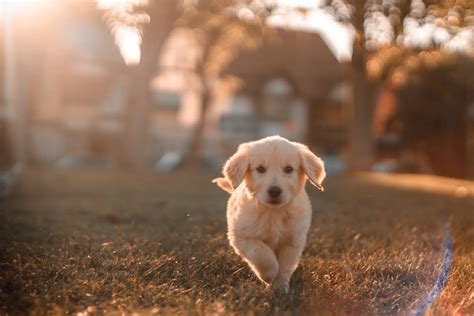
[365,1,474,178]
[327,0,474,171]
[178,0,273,168]
[100,0,180,168]
[372,51,474,177]
[100,0,271,169]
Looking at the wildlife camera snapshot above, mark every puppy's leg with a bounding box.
[272,244,304,293]
[231,238,279,284]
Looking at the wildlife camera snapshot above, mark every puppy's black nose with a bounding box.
[267,186,282,198]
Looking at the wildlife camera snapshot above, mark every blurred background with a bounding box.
[1,2,474,313]
[1,0,473,178]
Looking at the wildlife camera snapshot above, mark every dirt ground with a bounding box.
[0,169,473,315]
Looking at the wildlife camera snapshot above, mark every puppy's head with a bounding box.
[219,136,325,207]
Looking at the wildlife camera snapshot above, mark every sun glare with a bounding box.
[97,0,148,10]
[97,0,149,66]
[1,0,51,9]
[267,8,354,62]
[1,0,52,24]
[114,25,142,66]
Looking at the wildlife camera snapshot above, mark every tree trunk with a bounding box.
[184,82,211,169]
[347,41,377,171]
[121,67,153,169]
[120,0,178,169]
[182,30,218,170]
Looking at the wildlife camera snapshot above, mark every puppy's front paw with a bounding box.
[271,278,290,295]
[256,264,279,284]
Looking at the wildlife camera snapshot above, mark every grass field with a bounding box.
[1,169,473,314]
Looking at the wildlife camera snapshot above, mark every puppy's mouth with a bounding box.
[265,199,284,206]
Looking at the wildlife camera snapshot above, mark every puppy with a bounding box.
[213,135,325,293]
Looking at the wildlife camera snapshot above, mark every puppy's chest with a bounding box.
[254,211,293,249]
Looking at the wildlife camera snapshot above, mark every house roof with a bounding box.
[225,28,350,99]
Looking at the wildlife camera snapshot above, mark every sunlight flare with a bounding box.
[97,0,149,65]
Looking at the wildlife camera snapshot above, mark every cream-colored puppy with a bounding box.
[213,135,325,293]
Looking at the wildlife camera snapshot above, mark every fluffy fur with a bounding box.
[213,135,326,293]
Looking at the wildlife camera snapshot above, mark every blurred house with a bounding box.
[5,3,127,167]
[148,28,202,164]
[5,5,349,171]
[38,22,126,168]
[210,29,350,165]
[140,27,350,169]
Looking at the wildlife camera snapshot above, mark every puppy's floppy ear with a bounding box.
[223,144,249,191]
[295,143,326,191]
[212,177,233,194]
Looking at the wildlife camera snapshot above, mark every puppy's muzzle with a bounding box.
[267,186,282,204]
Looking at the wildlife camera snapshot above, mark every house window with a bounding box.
[262,78,293,121]
[151,90,182,111]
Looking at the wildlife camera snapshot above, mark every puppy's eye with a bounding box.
[284,166,293,174]
[256,166,266,173]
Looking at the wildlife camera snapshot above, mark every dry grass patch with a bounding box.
[0,169,472,314]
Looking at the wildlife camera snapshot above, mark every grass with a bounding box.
[0,169,473,314]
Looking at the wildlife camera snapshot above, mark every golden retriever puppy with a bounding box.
[213,135,325,293]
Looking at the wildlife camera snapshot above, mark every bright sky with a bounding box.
[273,0,473,59]
[275,0,325,9]
[271,0,354,62]
[3,0,471,65]
[95,0,354,65]
[267,4,354,62]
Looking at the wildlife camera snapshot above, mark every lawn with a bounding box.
[1,169,473,314]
